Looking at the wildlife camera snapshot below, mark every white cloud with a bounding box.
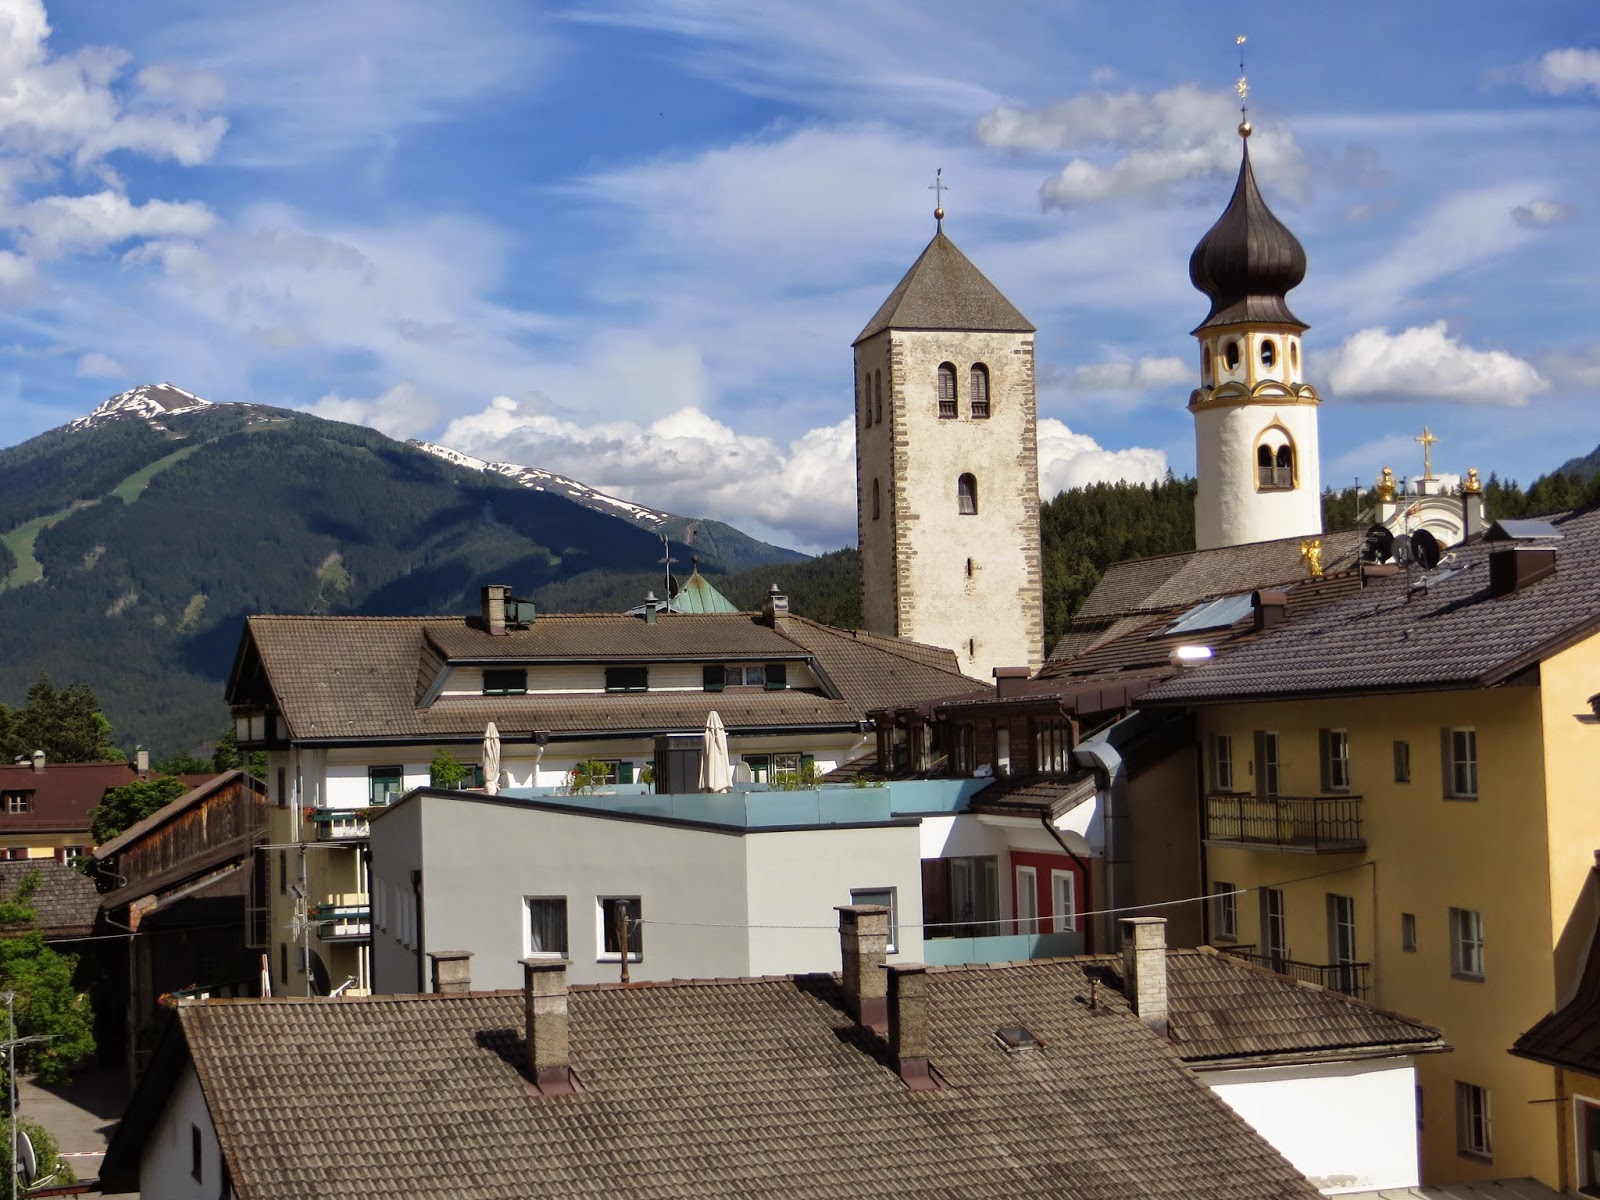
[1533,48,1600,97]
[1062,355,1188,392]
[75,351,122,377]
[15,190,216,257]
[309,381,438,441]
[1326,322,1549,407]
[1511,198,1575,227]
[975,84,1306,209]
[1036,418,1169,496]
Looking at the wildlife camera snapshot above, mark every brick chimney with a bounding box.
[887,963,939,1091]
[481,584,511,636]
[428,950,473,995]
[1120,916,1169,1037]
[837,905,889,1034]
[29,750,43,773]
[521,958,577,1096]
[992,666,1030,698]
[1251,589,1287,631]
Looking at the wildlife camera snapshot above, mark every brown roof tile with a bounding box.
[854,229,1035,344]
[0,760,140,836]
[0,860,99,938]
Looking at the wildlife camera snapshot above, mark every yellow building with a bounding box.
[1141,514,1600,1187]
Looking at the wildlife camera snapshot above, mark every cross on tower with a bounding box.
[929,168,947,226]
[1415,426,1439,481]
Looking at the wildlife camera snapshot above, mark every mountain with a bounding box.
[1555,444,1600,483]
[0,386,808,755]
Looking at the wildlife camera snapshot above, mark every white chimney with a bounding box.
[30,750,44,773]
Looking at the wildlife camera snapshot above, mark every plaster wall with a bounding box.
[1203,1057,1422,1193]
[139,1061,229,1200]
[439,661,824,697]
[855,328,1043,679]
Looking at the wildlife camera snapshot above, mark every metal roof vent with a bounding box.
[995,1025,1041,1052]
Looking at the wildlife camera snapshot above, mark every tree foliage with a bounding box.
[89,775,188,845]
[0,1117,76,1187]
[0,673,122,765]
[0,871,94,1085]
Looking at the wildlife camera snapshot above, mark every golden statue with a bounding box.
[1300,538,1324,579]
[1376,466,1396,502]
[1463,466,1482,495]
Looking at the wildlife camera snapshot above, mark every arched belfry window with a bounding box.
[1255,428,1296,491]
[937,363,957,418]
[872,478,881,520]
[874,370,883,425]
[862,374,871,426]
[958,473,978,515]
[970,365,990,418]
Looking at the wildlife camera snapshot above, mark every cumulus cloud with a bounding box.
[15,191,217,257]
[1511,198,1575,227]
[975,84,1306,209]
[1532,48,1600,97]
[1062,355,1188,392]
[76,351,123,378]
[1036,418,1168,496]
[309,381,439,441]
[1326,322,1549,407]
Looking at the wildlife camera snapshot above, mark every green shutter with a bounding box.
[703,665,725,692]
[618,762,634,784]
[764,663,788,691]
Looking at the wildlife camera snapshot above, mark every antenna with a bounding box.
[929,167,947,226]
[1362,524,1394,564]
[658,535,677,605]
[1412,528,1442,571]
[1235,35,1251,136]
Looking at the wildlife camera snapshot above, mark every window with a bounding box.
[1260,338,1276,368]
[279,942,288,983]
[957,473,978,515]
[1327,893,1358,995]
[928,855,999,940]
[1319,729,1351,791]
[482,668,527,696]
[763,663,788,691]
[872,478,881,521]
[969,364,990,418]
[1577,1100,1600,1193]
[1401,912,1417,952]
[937,362,957,418]
[192,1123,203,1182]
[1210,733,1234,791]
[851,887,898,953]
[526,897,568,957]
[5,848,25,862]
[861,374,871,426]
[1213,883,1237,941]
[1224,340,1240,370]
[995,726,1011,777]
[368,766,403,806]
[277,765,287,810]
[717,664,767,688]
[1451,907,1485,980]
[1257,442,1294,489]
[4,792,29,814]
[1015,866,1038,934]
[953,725,976,775]
[581,761,635,785]
[1456,1081,1492,1159]
[1394,740,1411,783]
[743,752,812,784]
[604,666,648,693]
[1033,720,1072,775]
[1261,887,1287,969]
[1254,731,1280,798]
[599,897,642,960]
[55,845,86,865]
[1445,727,1478,798]
[1050,870,1077,933]
[873,369,882,425]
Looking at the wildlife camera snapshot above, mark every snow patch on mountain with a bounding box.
[410,441,672,526]
[67,383,218,432]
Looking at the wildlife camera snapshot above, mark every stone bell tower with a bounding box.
[1188,122,1323,551]
[852,202,1044,679]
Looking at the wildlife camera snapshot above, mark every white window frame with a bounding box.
[597,896,642,963]
[525,896,568,958]
[1571,1094,1600,1192]
[1050,869,1077,934]
[1015,866,1038,935]
[1262,887,1287,966]
[1456,1080,1492,1159]
[1447,727,1479,799]
[1213,882,1237,941]
[1211,734,1234,792]
[1323,729,1351,791]
[850,887,898,954]
[1451,907,1485,980]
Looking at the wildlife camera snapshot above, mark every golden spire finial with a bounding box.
[1299,537,1324,579]
[1415,426,1439,481]
[1236,35,1252,137]
[1376,466,1396,502]
[1463,466,1482,495]
[929,167,947,227]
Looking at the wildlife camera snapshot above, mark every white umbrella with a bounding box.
[699,710,732,793]
[482,720,501,795]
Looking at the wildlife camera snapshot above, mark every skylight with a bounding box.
[1162,593,1253,637]
[995,1025,1041,1052]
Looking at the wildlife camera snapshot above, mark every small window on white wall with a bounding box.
[527,897,568,956]
[599,897,642,961]
[1051,870,1076,933]
[851,887,897,953]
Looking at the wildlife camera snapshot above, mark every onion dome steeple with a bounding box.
[1188,133,1307,333]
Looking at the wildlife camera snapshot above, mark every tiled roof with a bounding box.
[0,860,99,938]
[92,770,251,860]
[0,760,140,835]
[966,771,1098,819]
[107,959,1322,1199]
[854,229,1035,344]
[236,611,978,743]
[1513,869,1600,1076]
[1143,506,1600,703]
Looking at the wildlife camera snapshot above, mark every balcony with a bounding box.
[309,900,371,942]
[307,794,396,843]
[922,930,1085,967]
[1222,947,1370,1000]
[1203,792,1364,854]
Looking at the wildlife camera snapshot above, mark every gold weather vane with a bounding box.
[929,167,947,227]
[1415,426,1440,481]
[1236,35,1251,136]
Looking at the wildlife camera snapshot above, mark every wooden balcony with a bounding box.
[1222,947,1370,1000]
[1203,792,1365,854]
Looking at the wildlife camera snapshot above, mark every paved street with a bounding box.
[17,1066,128,1189]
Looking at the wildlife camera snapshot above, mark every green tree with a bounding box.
[212,726,267,778]
[429,749,467,789]
[152,752,213,776]
[0,674,122,764]
[0,872,94,1085]
[0,1117,76,1187]
[88,776,188,845]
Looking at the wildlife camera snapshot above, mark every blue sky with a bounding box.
[0,1,1597,552]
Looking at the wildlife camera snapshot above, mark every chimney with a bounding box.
[521,958,577,1096]
[1489,546,1556,598]
[643,592,659,625]
[992,666,1030,698]
[1120,916,1169,1036]
[836,905,889,1034]
[135,747,149,777]
[29,750,43,774]
[1251,589,1287,631]
[481,584,510,636]
[887,963,939,1090]
[428,950,473,995]
[762,584,789,626]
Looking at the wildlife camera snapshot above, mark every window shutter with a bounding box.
[764,663,787,691]
[1253,730,1268,800]
[703,664,725,692]
[1318,729,1332,793]
[1440,727,1454,797]
[618,762,634,784]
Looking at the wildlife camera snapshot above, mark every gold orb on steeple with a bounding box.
[1238,120,1252,138]
[934,207,944,221]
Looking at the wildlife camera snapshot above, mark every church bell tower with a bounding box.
[853,200,1044,679]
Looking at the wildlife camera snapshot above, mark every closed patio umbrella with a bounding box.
[699,711,731,793]
[483,720,501,795]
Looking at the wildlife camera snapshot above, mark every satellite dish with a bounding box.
[1413,529,1442,570]
[1363,524,1394,563]
[1392,534,1413,564]
[16,1130,36,1184]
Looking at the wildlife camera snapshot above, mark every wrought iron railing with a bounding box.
[1223,947,1370,999]
[1203,792,1364,852]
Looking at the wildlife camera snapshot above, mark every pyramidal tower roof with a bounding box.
[854,228,1035,346]
[1188,137,1307,333]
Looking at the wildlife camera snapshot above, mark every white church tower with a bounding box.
[1188,123,1323,551]
[853,206,1044,679]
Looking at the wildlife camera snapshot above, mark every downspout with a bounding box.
[1039,817,1095,953]
[411,868,425,995]
[1073,719,1133,955]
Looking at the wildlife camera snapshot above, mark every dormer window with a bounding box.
[482,668,527,696]
[970,364,990,418]
[604,666,649,693]
[937,363,957,418]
